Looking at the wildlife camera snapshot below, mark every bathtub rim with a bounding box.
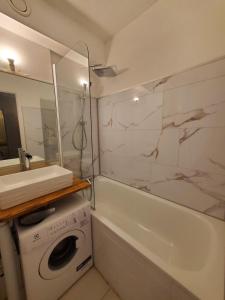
[93,175,225,300]
[96,175,224,222]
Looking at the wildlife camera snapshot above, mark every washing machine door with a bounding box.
[39,229,84,279]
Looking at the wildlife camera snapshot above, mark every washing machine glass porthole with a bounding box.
[48,236,78,270]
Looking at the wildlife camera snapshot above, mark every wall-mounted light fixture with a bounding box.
[0,48,20,72]
[80,79,88,87]
[79,79,88,100]
[7,58,15,72]
[133,97,139,102]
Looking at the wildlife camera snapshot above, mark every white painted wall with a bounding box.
[100,0,225,96]
[0,0,106,65]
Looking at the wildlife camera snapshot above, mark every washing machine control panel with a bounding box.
[47,206,90,237]
[48,219,69,235]
[18,204,91,253]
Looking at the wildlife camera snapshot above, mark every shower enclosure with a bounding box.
[52,42,95,208]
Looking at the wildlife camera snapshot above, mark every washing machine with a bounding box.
[16,194,93,300]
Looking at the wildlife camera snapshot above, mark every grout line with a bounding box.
[100,287,111,300]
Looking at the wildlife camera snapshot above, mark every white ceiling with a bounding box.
[0,13,88,66]
[46,0,158,40]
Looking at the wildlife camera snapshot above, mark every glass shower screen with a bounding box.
[53,42,95,207]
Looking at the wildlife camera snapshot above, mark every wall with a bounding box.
[98,58,225,220]
[100,0,225,96]
[0,0,105,65]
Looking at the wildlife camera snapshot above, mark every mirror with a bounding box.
[0,12,66,175]
[0,12,93,177]
[0,91,22,159]
[0,72,58,175]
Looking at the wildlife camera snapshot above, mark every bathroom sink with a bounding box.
[0,165,73,209]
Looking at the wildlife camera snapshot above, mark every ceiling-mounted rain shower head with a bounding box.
[91,65,118,77]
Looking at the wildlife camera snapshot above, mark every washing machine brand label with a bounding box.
[20,228,49,253]
[33,233,40,242]
[76,255,92,271]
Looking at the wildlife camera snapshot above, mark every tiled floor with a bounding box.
[60,267,121,300]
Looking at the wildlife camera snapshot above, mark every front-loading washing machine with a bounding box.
[16,194,93,300]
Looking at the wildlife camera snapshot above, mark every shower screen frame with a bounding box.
[52,42,96,209]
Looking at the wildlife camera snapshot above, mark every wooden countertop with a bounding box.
[0,177,91,222]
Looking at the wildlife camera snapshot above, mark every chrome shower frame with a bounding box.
[52,64,64,167]
[52,45,96,210]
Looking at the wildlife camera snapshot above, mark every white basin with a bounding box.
[0,165,73,209]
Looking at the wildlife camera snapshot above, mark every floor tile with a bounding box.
[103,289,121,300]
[61,267,110,300]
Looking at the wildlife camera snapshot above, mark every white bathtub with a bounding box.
[92,176,225,300]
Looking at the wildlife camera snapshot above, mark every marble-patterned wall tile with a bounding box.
[61,127,76,152]
[40,105,58,162]
[154,128,180,166]
[204,202,225,220]
[58,87,97,178]
[99,92,163,130]
[143,57,225,94]
[58,89,81,129]
[163,76,225,129]
[58,91,84,176]
[100,150,113,177]
[102,153,152,192]
[25,128,45,158]
[99,128,180,168]
[98,58,225,221]
[23,105,59,162]
[100,86,149,103]
[100,129,159,159]
[91,98,100,176]
[178,128,225,175]
[22,107,45,157]
[149,163,223,212]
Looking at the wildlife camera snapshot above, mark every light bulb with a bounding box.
[0,48,20,65]
[80,79,88,87]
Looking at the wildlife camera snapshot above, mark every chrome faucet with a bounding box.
[18,148,32,171]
